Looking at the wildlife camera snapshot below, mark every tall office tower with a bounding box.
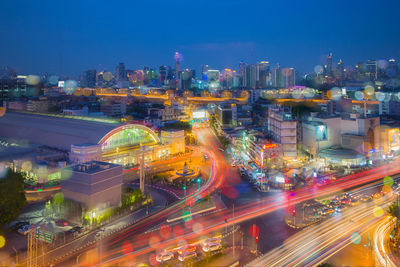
[221,69,234,89]
[206,69,220,89]
[281,68,296,88]
[115,62,127,81]
[256,61,270,88]
[244,64,256,88]
[387,59,398,78]
[166,66,173,81]
[334,59,344,80]
[179,69,192,91]
[149,68,157,83]
[239,61,245,75]
[81,69,97,88]
[174,52,183,79]
[271,64,282,88]
[201,65,209,80]
[326,53,333,76]
[365,60,378,81]
[159,65,167,84]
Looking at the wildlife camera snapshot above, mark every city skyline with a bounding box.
[1,0,400,75]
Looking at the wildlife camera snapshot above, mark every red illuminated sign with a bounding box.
[263,144,277,149]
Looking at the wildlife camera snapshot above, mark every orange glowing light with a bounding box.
[263,144,277,149]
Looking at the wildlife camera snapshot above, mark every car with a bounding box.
[67,226,83,235]
[373,192,382,199]
[13,221,30,230]
[156,251,174,263]
[321,208,335,216]
[55,219,69,227]
[18,225,32,235]
[95,228,105,239]
[340,198,351,205]
[349,199,359,206]
[202,237,222,246]
[335,205,345,213]
[177,244,196,255]
[202,242,222,252]
[178,251,197,262]
[360,195,372,202]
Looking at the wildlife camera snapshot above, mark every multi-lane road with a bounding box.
[52,127,400,266]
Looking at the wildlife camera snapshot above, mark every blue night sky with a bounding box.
[1,0,399,76]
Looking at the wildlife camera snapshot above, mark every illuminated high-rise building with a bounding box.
[365,60,377,81]
[81,69,96,88]
[201,65,209,80]
[174,52,183,78]
[115,62,127,82]
[326,53,333,76]
[159,65,167,84]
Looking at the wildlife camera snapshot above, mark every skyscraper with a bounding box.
[271,65,295,88]
[334,59,344,80]
[174,52,183,79]
[201,65,209,81]
[81,69,97,88]
[365,60,377,81]
[326,53,333,76]
[159,65,167,84]
[282,68,296,88]
[115,63,127,82]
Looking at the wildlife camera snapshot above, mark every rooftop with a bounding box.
[72,161,121,174]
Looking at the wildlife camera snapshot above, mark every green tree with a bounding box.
[0,169,27,229]
[387,202,400,230]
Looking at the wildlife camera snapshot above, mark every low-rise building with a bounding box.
[61,161,123,210]
[268,106,297,158]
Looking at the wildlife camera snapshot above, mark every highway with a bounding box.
[247,182,394,266]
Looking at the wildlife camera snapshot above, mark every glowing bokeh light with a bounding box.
[364,85,375,96]
[103,72,113,81]
[64,80,78,95]
[373,206,384,217]
[328,87,341,100]
[314,65,324,74]
[383,176,394,187]
[21,161,32,172]
[0,235,5,248]
[376,92,385,101]
[355,91,365,100]
[159,224,171,239]
[25,75,40,85]
[192,222,203,233]
[350,232,361,244]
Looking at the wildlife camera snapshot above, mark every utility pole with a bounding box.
[240,232,243,250]
[139,145,146,195]
[232,203,235,258]
[27,227,38,267]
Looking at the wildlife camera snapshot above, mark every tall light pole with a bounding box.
[232,203,235,258]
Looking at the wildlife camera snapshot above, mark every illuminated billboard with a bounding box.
[388,128,399,151]
[192,111,206,119]
[316,125,328,141]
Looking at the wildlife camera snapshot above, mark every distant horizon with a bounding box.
[1,51,398,79]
